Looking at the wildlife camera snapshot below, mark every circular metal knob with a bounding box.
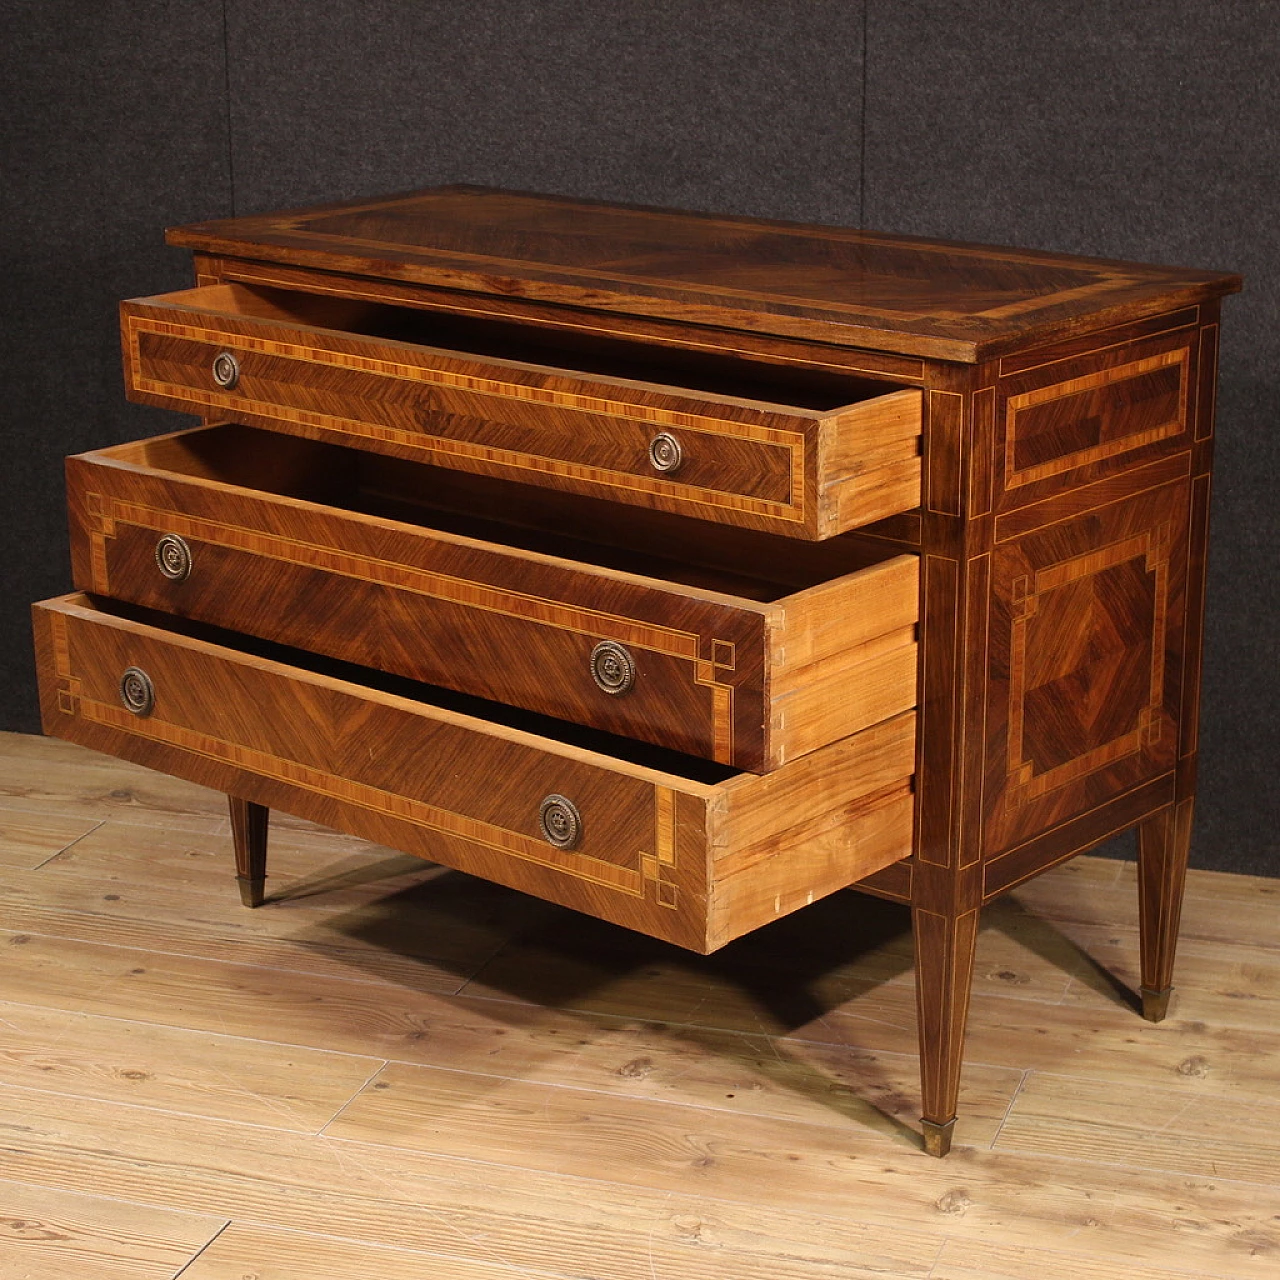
[590,640,636,696]
[118,667,155,717]
[155,533,192,582]
[211,350,241,389]
[538,794,582,850]
[647,432,683,474]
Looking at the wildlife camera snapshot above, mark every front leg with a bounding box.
[1137,798,1193,1021]
[230,796,269,907]
[913,904,981,1156]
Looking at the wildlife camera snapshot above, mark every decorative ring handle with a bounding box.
[590,640,636,696]
[647,432,683,474]
[538,794,582,849]
[155,533,193,582]
[118,666,155,717]
[211,350,241,389]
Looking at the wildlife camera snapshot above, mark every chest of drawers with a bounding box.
[32,187,1240,1155]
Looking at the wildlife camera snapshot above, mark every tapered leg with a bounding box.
[913,905,981,1156]
[229,796,269,907]
[1137,798,1193,1021]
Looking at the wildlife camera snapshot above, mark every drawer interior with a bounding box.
[88,596,740,786]
[176,282,903,412]
[109,424,911,603]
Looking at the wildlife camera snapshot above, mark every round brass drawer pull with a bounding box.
[211,350,241,389]
[118,666,155,717]
[539,794,582,850]
[647,432,683,474]
[590,640,636,695]
[155,533,193,582]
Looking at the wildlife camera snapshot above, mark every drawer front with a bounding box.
[120,284,923,538]
[66,445,769,770]
[33,595,917,952]
[67,427,920,772]
[34,593,716,948]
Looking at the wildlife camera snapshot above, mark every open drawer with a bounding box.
[120,281,922,539]
[33,594,916,952]
[67,424,919,773]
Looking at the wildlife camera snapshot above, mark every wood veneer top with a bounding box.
[167,186,1242,362]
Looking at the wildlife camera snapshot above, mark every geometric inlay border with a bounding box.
[48,607,680,906]
[125,313,808,522]
[86,493,738,764]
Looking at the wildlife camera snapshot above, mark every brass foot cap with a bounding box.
[922,1117,957,1158]
[1141,985,1172,1022]
[237,875,267,908]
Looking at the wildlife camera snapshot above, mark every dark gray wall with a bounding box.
[3,1,1275,874]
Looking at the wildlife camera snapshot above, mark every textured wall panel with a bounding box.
[223,0,865,223]
[0,0,232,731]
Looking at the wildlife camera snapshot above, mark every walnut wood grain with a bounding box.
[33,594,915,952]
[119,282,923,539]
[66,423,917,772]
[165,186,1241,361]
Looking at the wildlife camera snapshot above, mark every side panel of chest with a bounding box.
[978,313,1214,864]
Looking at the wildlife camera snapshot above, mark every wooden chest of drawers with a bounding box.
[32,187,1240,1156]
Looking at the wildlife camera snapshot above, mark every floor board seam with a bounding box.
[318,1059,391,1134]
[170,1218,232,1279]
[988,1067,1029,1149]
[27,818,107,870]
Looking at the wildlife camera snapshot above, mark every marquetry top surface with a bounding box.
[168,186,1242,362]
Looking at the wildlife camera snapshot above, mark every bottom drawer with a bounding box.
[33,594,915,952]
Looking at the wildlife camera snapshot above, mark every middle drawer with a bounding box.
[68,424,918,773]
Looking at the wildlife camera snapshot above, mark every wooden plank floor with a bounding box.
[1,729,1277,1280]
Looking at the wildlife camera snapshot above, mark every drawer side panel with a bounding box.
[708,711,917,946]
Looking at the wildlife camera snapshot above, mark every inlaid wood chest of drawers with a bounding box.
[32,187,1240,1155]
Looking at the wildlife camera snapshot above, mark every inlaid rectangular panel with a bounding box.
[994,331,1196,510]
[119,281,923,539]
[66,423,918,772]
[32,594,916,952]
[984,477,1189,856]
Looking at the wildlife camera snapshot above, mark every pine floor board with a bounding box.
[0,1085,946,1280]
[0,922,1018,1141]
[1058,933,1280,1032]
[995,1070,1280,1183]
[0,846,549,992]
[175,1222,579,1280]
[317,1061,1280,1273]
[1014,859,1280,951]
[0,734,1277,1279]
[175,1217,919,1280]
[0,732,227,833]
[0,1177,221,1280]
[0,810,101,870]
[0,1000,382,1130]
[930,1238,1248,1280]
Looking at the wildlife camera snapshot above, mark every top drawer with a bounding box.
[121,282,922,539]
